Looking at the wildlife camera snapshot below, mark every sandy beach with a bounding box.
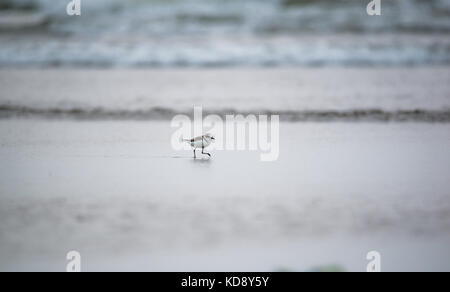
[1,113,450,271]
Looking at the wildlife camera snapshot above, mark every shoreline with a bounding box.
[1,67,449,121]
[1,106,450,122]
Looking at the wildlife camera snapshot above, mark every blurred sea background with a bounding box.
[1,0,450,121]
[0,0,449,67]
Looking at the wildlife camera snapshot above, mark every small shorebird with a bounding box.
[182,134,215,159]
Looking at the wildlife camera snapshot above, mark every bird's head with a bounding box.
[205,133,215,142]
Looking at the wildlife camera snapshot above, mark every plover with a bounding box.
[183,134,215,159]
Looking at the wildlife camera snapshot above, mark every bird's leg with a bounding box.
[202,147,211,157]
[193,149,196,159]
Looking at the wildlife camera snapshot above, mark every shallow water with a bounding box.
[1,68,449,121]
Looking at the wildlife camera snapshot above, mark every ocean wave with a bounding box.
[0,33,448,68]
[0,0,449,67]
[0,0,39,11]
[0,12,50,31]
[11,0,450,35]
[1,105,450,122]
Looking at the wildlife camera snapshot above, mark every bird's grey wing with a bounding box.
[192,136,204,142]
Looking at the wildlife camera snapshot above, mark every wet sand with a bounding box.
[1,120,449,271]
